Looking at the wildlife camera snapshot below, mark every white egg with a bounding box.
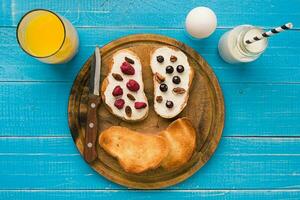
[185,7,217,39]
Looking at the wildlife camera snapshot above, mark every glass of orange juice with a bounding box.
[16,9,79,64]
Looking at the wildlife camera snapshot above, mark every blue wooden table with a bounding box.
[1,0,300,199]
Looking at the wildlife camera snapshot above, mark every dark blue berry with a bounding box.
[166,100,174,108]
[160,83,168,92]
[166,66,174,74]
[176,65,184,73]
[157,55,164,63]
[172,76,181,84]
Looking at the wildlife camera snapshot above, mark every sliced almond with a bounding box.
[173,87,186,94]
[170,55,177,62]
[125,106,132,117]
[155,72,165,83]
[125,57,134,64]
[112,73,123,81]
[156,96,163,103]
[127,93,136,101]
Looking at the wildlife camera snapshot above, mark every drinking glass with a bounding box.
[16,9,79,64]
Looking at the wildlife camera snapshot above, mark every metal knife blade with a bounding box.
[89,46,101,96]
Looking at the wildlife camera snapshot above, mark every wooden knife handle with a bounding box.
[84,95,100,163]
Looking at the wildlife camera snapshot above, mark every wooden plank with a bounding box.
[0,189,300,200]
[3,27,300,48]
[0,137,299,189]
[1,0,300,28]
[0,0,298,197]
[0,28,299,83]
[1,82,300,137]
[0,83,70,136]
[0,1,13,26]
[3,136,300,155]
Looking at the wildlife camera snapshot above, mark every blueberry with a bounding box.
[156,55,164,63]
[166,65,174,74]
[172,76,181,84]
[166,100,174,108]
[160,83,168,92]
[176,65,184,73]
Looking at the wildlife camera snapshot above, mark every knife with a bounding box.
[84,47,101,163]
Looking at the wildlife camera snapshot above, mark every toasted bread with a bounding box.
[99,118,196,173]
[99,126,169,173]
[150,47,194,118]
[101,49,149,122]
[159,118,196,170]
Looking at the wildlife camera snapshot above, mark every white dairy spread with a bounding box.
[150,47,192,118]
[104,50,148,120]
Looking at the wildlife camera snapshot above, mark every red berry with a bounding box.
[114,99,125,109]
[120,62,135,75]
[134,102,147,109]
[126,79,140,92]
[112,86,123,96]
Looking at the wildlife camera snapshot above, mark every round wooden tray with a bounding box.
[68,34,224,189]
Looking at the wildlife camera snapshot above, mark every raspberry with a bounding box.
[120,62,135,75]
[112,86,123,96]
[126,79,140,92]
[134,102,147,109]
[114,99,125,109]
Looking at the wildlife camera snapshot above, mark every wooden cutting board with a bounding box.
[68,34,224,189]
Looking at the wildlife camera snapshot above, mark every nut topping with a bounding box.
[170,55,177,62]
[125,57,134,64]
[173,87,186,94]
[155,72,165,83]
[112,73,123,81]
[125,106,132,117]
[156,96,163,103]
[127,93,136,101]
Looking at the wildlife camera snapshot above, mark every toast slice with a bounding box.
[99,126,169,173]
[99,118,196,173]
[159,118,196,170]
[101,49,149,121]
[150,47,194,118]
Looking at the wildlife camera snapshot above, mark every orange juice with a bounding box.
[24,11,65,57]
[17,9,79,64]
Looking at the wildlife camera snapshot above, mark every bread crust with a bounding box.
[101,49,148,122]
[150,47,194,118]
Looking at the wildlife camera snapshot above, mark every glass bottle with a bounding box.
[218,25,268,64]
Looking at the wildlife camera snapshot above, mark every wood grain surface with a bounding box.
[1,0,299,28]
[1,0,300,198]
[0,137,299,189]
[68,34,224,188]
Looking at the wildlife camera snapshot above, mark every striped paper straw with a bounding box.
[245,22,293,44]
